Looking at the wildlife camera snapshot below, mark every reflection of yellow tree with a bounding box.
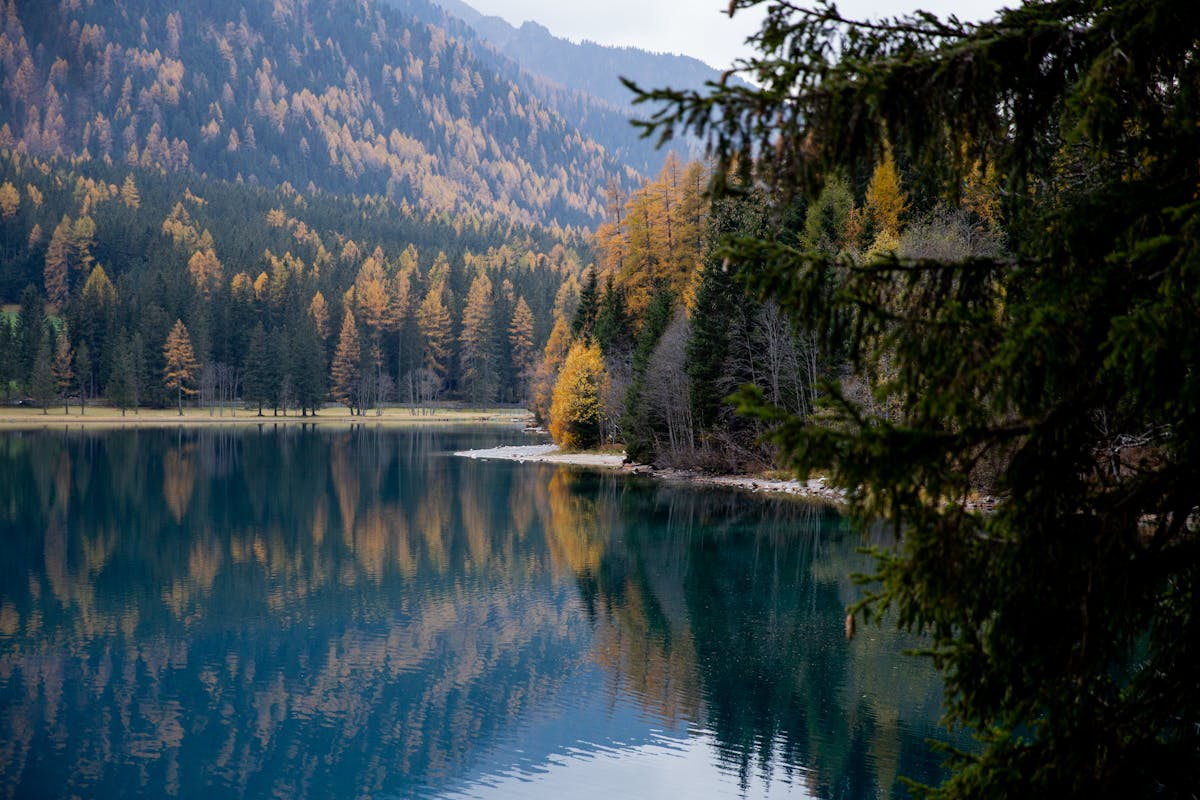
[458,470,492,570]
[541,471,703,724]
[417,472,450,572]
[162,447,197,522]
[329,438,360,537]
[541,470,606,577]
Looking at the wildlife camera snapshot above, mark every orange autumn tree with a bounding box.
[163,319,200,415]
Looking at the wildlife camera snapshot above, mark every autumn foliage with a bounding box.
[548,341,606,451]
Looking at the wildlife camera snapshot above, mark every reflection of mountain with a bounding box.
[0,427,958,799]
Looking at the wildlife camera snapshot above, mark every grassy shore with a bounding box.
[0,404,531,429]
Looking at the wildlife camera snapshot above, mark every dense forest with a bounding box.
[532,147,1001,471]
[0,145,590,414]
[0,0,663,228]
[0,0,669,416]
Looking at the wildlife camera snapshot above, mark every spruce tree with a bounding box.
[52,326,74,414]
[569,267,599,340]
[30,330,54,414]
[107,333,135,416]
[634,0,1200,794]
[74,342,91,414]
[242,323,273,417]
[16,284,44,387]
[621,289,673,463]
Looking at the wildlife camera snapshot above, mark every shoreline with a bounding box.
[455,444,848,504]
[0,406,530,429]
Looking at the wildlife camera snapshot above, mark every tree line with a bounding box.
[0,147,588,414]
[536,149,1000,476]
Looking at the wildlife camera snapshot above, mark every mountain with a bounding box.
[0,0,653,229]
[432,0,736,111]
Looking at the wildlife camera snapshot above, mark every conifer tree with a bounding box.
[622,289,674,463]
[30,330,54,414]
[0,317,13,402]
[74,342,91,414]
[549,341,606,451]
[52,325,74,414]
[570,267,598,340]
[331,309,362,413]
[120,174,140,209]
[635,0,1200,793]
[290,316,326,415]
[593,278,631,358]
[16,285,45,391]
[162,319,199,416]
[416,282,452,387]
[43,217,71,311]
[508,296,536,404]
[129,330,147,414]
[459,272,495,406]
[242,323,273,416]
[107,333,135,416]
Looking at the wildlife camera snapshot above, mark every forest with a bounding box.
[2,0,1196,794]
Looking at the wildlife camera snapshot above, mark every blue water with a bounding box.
[0,425,955,798]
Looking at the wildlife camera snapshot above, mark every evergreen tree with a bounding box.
[0,315,13,401]
[459,272,496,407]
[30,330,54,414]
[16,284,44,388]
[290,316,326,415]
[107,333,136,416]
[686,191,767,434]
[508,296,536,405]
[242,323,273,416]
[636,0,1200,794]
[569,267,599,340]
[622,289,674,463]
[74,342,91,414]
[593,278,631,358]
[129,331,147,414]
[52,326,74,414]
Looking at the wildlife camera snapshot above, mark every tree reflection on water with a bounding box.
[0,427,957,799]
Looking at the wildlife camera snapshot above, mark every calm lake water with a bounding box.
[0,425,956,799]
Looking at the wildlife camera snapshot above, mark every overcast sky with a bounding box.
[460,0,1011,69]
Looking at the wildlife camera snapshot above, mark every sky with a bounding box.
[460,0,1011,70]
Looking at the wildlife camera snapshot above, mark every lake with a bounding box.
[0,425,956,799]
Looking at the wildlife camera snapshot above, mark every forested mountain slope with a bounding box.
[0,0,648,228]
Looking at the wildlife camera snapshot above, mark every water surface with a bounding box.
[0,426,954,798]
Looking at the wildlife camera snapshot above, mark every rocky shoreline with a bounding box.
[454,444,849,504]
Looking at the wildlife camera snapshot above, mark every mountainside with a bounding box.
[0,0,650,228]
[432,0,735,111]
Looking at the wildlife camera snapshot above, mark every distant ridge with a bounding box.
[432,0,737,112]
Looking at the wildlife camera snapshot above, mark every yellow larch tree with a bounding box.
[531,314,571,424]
[330,309,362,412]
[416,280,452,383]
[863,145,908,256]
[163,319,200,416]
[308,291,331,341]
[187,249,223,298]
[549,340,607,451]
